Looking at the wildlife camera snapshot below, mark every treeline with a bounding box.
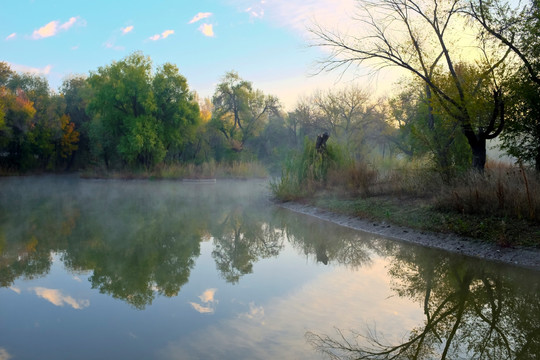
[1,34,539,177]
[0,52,391,174]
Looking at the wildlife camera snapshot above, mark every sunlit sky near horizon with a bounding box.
[0,0,400,109]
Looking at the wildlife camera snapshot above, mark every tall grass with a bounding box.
[272,140,540,223]
[271,139,445,201]
[436,165,540,221]
[270,139,352,201]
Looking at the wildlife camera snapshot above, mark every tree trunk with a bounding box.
[471,137,487,171]
[462,121,488,172]
[535,146,540,172]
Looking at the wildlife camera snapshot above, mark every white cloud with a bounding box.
[160,260,423,359]
[104,41,124,50]
[162,30,174,39]
[121,25,134,35]
[9,286,21,294]
[32,16,83,40]
[198,24,214,37]
[149,29,175,41]
[8,62,52,75]
[59,17,78,31]
[32,20,59,39]
[228,0,357,38]
[245,3,265,19]
[30,287,90,310]
[5,33,16,40]
[189,12,213,24]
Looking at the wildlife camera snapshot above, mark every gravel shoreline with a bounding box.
[279,202,540,271]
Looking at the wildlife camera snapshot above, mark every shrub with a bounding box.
[271,138,351,200]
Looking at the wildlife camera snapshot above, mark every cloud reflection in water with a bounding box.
[190,288,218,314]
[30,287,90,310]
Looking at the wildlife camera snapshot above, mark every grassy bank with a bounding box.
[272,150,540,248]
[309,191,540,248]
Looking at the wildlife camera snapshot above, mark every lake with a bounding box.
[1,176,539,359]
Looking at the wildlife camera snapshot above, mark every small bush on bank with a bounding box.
[270,138,392,200]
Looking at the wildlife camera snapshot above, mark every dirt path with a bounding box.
[279,202,540,271]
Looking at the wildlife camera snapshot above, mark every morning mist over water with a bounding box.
[0,176,539,359]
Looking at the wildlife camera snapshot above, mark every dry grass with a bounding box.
[326,161,378,197]
[437,165,540,221]
[80,160,268,180]
[214,161,268,179]
[274,154,540,246]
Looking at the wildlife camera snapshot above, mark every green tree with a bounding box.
[152,63,200,161]
[211,71,279,154]
[6,72,64,170]
[87,52,199,169]
[88,52,159,168]
[501,71,540,169]
[468,0,540,169]
[0,86,36,170]
[254,111,297,173]
[388,82,470,180]
[0,65,68,171]
[60,76,92,168]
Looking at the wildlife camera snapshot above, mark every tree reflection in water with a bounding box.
[274,208,375,269]
[208,207,377,283]
[2,176,540,359]
[210,205,284,283]
[306,245,540,359]
[0,178,286,308]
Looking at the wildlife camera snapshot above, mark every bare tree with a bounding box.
[466,0,540,85]
[293,86,389,158]
[310,0,508,170]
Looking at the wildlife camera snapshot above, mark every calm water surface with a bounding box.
[1,176,539,359]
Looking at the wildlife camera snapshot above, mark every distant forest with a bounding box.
[0,52,393,174]
[2,7,540,178]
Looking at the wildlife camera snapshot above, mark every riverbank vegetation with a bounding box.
[271,0,540,247]
[272,149,540,247]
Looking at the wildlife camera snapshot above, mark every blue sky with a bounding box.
[0,0,388,109]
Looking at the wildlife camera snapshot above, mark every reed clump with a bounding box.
[270,139,350,201]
